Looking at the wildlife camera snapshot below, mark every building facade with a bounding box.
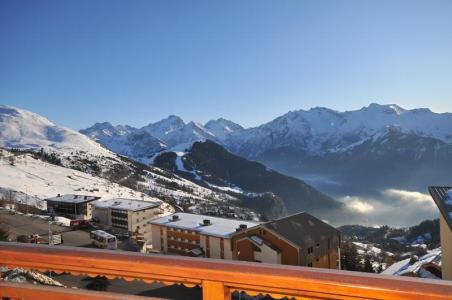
[46,194,101,220]
[150,213,258,258]
[231,212,341,269]
[428,186,452,280]
[92,198,162,241]
[150,212,341,269]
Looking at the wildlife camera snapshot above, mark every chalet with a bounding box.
[92,198,162,242]
[150,212,341,269]
[428,186,452,280]
[232,212,341,269]
[45,194,100,220]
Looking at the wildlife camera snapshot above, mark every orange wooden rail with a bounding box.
[1,242,452,300]
[0,281,162,300]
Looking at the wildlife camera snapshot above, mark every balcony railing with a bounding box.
[1,242,452,300]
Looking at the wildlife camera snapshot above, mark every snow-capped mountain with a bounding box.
[141,115,186,140]
[80,122,166,164]
[0,105,114,159]
[226,103,452,158]
[81,116,244,157]
[0,106,273,222]
[204,118,244,141]
[219,103,452,195]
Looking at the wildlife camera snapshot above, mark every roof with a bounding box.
[150,213,260,238]
[46,194,100,204]
[428,186,452,231]
[91,230,116,239]
[262,212,341,249]
[93,198,161,212]
[381,248,441,278]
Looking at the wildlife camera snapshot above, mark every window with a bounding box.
[307,247,313,254]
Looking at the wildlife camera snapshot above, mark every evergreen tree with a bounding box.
[341,240,360,271]
[363,255,374,273]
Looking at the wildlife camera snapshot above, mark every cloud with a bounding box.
[338,188,438,227]
[342,196,375,214]
[382,189,434,205]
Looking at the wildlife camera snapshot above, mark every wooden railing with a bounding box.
[1,242,452,300]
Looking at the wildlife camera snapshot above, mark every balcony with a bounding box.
[1,242,452,300]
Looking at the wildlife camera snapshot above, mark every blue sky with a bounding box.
[1,0,452,129]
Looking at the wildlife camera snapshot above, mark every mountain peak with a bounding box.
[363,103,406,115]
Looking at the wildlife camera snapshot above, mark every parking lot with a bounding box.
[0,209,138,251]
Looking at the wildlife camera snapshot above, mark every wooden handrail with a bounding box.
[1,242,452,300]
[0,281,163,300]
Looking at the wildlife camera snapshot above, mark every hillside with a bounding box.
[153,140,357,223]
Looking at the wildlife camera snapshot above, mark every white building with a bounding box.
[93,198,162,241]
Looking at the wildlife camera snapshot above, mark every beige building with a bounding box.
[150,213,258,258]
[429,186,452,281]
[150,212,341,269]
[93,198,162,241]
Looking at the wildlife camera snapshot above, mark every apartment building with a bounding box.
[428,186,452,280]
[150,212,341,269]
[150,213,259,258]
[93,198,162,241]
[46,194,101,220]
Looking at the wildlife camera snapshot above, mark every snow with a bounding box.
[225,103,452,157]
[0,150,161,208]
[250,235,264,245]
[0,105,115,159]
[150,213,260,238]
[205,182,244,194]
[93,198,161,211]
[445,190,452,205]
[174,152,202,181]
[381,248,441,278]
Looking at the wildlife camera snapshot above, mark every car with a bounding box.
[70,219,92,230]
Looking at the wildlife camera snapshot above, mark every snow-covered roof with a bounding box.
[150,213,260,238]
[428,186,452,230]
[381,248,441,279]
[46,194,100,204]
[94,198,161,212]
[91,230,116,239]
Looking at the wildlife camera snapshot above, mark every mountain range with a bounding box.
[81,103,452,194]
[2,103,452,226]
[0,105,355,224]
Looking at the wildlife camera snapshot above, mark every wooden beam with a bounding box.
[1,242,452,300]
[0,282,163,300]
[202,280,230,300]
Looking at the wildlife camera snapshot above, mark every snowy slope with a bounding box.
[0,105,114,158]
[0,149,167,209]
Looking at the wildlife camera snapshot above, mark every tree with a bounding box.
[341,240,360,271]
[0,219,9,241]
[363,255,375,273]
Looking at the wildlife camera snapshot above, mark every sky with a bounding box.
[1,0,452,130]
